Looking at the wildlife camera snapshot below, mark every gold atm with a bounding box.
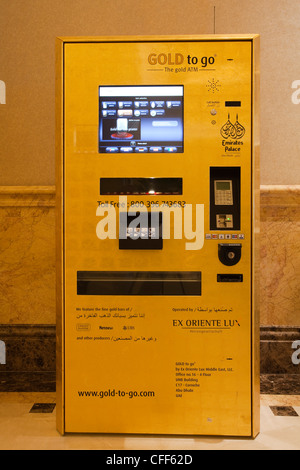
[56,35,260,437]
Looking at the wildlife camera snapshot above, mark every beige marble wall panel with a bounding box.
[1,1,300,186]
[260,186,300,326]
[0,187,55,324]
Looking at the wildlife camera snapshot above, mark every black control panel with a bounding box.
[210,167,241,231]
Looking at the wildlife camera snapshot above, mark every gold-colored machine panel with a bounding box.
[56,35,260,437]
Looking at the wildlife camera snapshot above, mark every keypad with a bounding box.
[215,190,233,205]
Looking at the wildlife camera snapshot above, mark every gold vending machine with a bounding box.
[56,35,260,437]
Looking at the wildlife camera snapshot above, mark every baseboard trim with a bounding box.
[260,326,300,375]
[0,324,56,392]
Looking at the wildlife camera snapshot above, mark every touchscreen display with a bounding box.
[99,85,184,153]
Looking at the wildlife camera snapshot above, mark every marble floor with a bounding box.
[0,393,299,450]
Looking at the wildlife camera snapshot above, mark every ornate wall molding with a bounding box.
[0,186,56,207]
[0,184,298,207]
[260,185,300,207]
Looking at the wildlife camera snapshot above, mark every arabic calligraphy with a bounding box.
[220,114,245,139]
[77,335,157,342]
[172,307,233,313]
[76,312,145,319]
[234,116,246,139]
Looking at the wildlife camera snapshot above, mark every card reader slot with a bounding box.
[225,101,241,107]
[217,274,243,282]
[77,271,201,296]
[100,177,183,195]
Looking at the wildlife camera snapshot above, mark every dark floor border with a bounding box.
[260,326,300,374]
[0,324,56,392]
[261,374,300,395]
[0,324,299,393]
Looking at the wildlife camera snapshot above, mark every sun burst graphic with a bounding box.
[206,78,220,93]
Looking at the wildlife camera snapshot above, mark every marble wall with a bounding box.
[0,187,56,324]
[260,186,300,326]
[1,1,300,187]
[0,185,299,326]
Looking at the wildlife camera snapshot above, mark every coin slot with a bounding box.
[218,243,242,266]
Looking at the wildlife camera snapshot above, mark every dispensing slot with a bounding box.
[77,271,202,296]
[100,177,183,195]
